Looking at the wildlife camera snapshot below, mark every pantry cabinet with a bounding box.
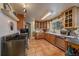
[64,6,79,29]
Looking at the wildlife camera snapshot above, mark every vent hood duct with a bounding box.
[1,9,19,21]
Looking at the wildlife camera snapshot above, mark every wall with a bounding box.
[0,11,18,37]
[75,8,79,35]
[0,11,18,55]
[0,4,3,56]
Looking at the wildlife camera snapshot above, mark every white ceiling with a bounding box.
[11,3,79,20]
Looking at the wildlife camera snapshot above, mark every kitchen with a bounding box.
[0,3,79,56]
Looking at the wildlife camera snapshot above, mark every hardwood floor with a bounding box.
[25,38,65,56]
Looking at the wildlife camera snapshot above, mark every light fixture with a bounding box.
[22,3,27,17]
[22,3,26,8]
[41,12,52,20]
[8,20,11,23]
[22,3,30,8]
[24,8,27,12]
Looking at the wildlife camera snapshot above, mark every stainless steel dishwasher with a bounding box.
[1,33,28,56]
[6,39,25,56]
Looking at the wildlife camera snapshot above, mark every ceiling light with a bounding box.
[22,3,26,8]
[41,12,52,20]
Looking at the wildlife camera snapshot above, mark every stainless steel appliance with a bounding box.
[1,33,28,56]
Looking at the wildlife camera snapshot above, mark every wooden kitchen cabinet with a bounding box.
[35,20,51,30]
[45,33,67,52]
[35,32,45,39]
[48,34,55,45]
[50,35,56,45]
[36,32,67,52]
[45,33,48,40]
[45,33,56,45]
[47,34,51,42]
[55,36,67,51]
[16,14,25,30]
[64,6,79,29]
[43,21,47,29]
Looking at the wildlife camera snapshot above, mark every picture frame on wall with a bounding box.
[10,22,14,31]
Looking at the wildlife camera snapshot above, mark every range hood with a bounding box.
[1,9,19,21]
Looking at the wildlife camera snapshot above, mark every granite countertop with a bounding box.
[47,32,76,38]
[47,32,79,45]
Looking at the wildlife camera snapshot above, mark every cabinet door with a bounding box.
[37,22,39,29]
[49,34,55,45]
[35,22,38,29]
[47,34,50,41]
[64,6,79,29]
[55,37,67,51]
[64,9,73,28]
[45,34,55,45]
[45,34,51,42]
[45,33,48,40]
[44,21,47,29]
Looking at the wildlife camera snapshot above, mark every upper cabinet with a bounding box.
[64,6,79,29]
[35,20,51,30]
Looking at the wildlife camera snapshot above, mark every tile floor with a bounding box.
[25,38,65,56]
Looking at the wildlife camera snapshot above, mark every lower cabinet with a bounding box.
[48,34,55,45]
[45,33,67,52]
[55,36,67,51]
[36,33,67,52]
[35,32,45,39]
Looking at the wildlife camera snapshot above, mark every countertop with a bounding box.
[47,32,79,45]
